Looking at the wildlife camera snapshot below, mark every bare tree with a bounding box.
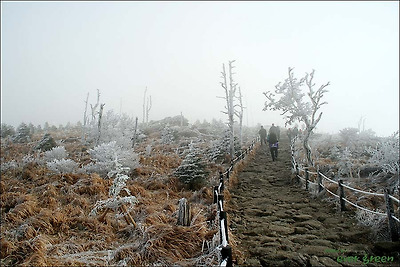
[96,103,105,145]
[82,92,89,142]
[142,87,147,124]
[83,92,89,127]
[146,95,152,124]
[142,87,152,125]
[131,116,138,148]
[220,60,238,159]
[263,67,329,167]
[234,86,245,147]
[90,89,100,125]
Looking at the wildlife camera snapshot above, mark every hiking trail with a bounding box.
[228,136,399,267]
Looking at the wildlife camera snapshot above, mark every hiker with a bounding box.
[269,123,277,136]
[267,128,279,161]
[292,126,299,139]
[258,126,267,145]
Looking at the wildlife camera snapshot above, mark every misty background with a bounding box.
[1,1,399,137]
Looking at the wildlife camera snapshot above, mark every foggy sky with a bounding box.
[1,1,399,137]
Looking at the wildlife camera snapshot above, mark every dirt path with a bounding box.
[228,136,399,267]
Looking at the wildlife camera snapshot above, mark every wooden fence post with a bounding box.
[317,168,323,193]
[219,172,225,191]
[218,194,224,211]
[338,180,346,211]
[213,186,219,204]
[305,169,309,190]
[219,211,229,244]
[384,188,399,242]
[219,171,224,192]
[177,198,191,226]
[295,164,300,184]
[221,246,233,267]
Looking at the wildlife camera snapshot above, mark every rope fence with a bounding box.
[212,137,259,267]
[290,141,400,242]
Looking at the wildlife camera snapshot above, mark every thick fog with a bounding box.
[1,1,399,137]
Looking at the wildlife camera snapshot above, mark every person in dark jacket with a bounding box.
[267,130,279,161]
[258,126,267,145]
[269,123,277,137]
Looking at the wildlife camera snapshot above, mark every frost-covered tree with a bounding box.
[263,67,329,167]
[89,157,138,224]
[339,127,359,148]
[161,124,175,144]
[13,123,32,143]
[207,129,240,163]
[1,123,15,138]
[366,131,399,176]
[28,123,36,135]
[35,133,57,151]
[175,144,209,190]
[95,110,138,149]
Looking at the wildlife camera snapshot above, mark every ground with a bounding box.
[227,135,400,267]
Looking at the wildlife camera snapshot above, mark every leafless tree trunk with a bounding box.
[146,95,152,124]
[180,112,184,127]
[303,70,330,166]
[220,60,238,159]
[142,87,147,124]
[132,116,138,148]
[142,87,152,125]
[96,103,105,145]
[81,92,89,142]
[90,89,100,125]
[235,87,245,147]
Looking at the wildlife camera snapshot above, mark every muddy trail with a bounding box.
[228,136,399,267]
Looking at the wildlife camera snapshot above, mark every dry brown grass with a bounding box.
[139,153,182,176]
[1,132,230,266]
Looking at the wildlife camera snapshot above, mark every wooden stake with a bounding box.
[120,204,137,228]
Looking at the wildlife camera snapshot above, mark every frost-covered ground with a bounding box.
[0,116,258,266]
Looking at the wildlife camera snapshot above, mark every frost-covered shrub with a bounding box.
[43,146,68,162]
[89,159,138,219]
[328,146,341,161]
[175,144,209,190]
[356,209,387,240]
[0,160,18,173]
[161,124,175,144]
[90,110,137,149]
[47,159,78,174]
[84,141,140,177]
[366,131,399,175]
[339,127,359,148]
[145,144,152,156]
[22,154,36,165]
[337,147,353,177]
[35,133,57,151]
[356,209,386,228]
